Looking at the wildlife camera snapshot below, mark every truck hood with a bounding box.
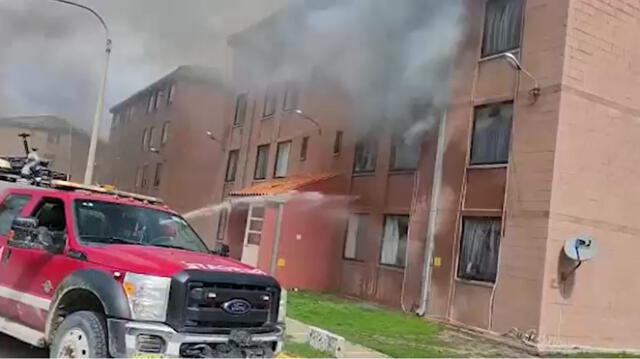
[81,244,267,278]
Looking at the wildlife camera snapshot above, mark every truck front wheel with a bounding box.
[50,311,109,358]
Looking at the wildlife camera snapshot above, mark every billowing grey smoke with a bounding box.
[0,0,286,134]
[239,0,466,142]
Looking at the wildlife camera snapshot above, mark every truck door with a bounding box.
[0,192,33,322]
[3,196,75,332]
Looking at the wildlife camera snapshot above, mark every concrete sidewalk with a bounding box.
[285,317,388,358]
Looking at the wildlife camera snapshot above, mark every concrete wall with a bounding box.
[539,0,640,351]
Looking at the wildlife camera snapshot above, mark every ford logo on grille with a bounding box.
[222,299,252,315]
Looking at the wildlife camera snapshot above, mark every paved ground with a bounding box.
[0,333,47,358]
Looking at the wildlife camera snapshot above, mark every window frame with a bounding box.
[343,213,368,261]
[379,214,410,268]
[225,150,240,182]
[300,136,309,162]
[216,209,228,241]
[333,131,343,156]
[147,127,156,151]
[141,165,149,189]
[141,129,148,152]
[147,93,155,113]
[469,101,514,166]
[233,93,248,127]
[353,137,378,174]
[254,144,270,180]
[273,141,291,178]
[153,162,163,188]
[262,88,277,119]
[480,0,525,58]
[160,122,170,146]
[167,84,176,105]
[389,133,420,172]
[456,216,502,283]
[283,82,300,111]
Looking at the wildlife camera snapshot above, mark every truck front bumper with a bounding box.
[107,319,284,358]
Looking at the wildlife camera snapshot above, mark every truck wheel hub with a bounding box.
[57,328,90,358]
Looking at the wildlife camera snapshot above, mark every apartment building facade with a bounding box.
[216,0,640,353]
[0,115,92,181]
[104,66,231,242]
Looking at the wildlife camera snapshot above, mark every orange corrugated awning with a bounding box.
[229,173,338,197]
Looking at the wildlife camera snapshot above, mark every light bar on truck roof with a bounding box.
[50,180,164,205]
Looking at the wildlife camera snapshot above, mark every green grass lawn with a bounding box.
[287,291,451,358]
[284,340,334,358]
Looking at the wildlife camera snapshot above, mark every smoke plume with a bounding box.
[237,0,466,141]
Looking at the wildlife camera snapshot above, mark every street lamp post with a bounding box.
[51,0,111,185]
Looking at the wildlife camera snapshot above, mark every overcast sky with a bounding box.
[0,0,286,134]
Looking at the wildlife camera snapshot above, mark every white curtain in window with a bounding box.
[381,217,400,265]
[483,0,524,56]
[275,142,290,177]
[458,218,501,282]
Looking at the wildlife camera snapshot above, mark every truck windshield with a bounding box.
[74,199,209,254]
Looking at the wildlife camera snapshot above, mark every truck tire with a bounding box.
[50,311,109,358]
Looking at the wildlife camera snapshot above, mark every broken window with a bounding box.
[254,144,270,180]
[234,93,248,126]
[353,137,377,173]
[161,122,170,145]
[390,133,420,171]
[225,150,239,182]
[457,217,501,283]
[283,82,300,111]
[344,214,368,260]
[333,131,343,155]
[482,0,524,57]
[153,163,163,187]
[263,88,277,118]
[300,136,309,162]
[380,215,409,267]
[470,102,513,165]
[274,141,291,178]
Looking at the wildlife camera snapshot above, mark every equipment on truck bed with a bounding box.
[0,133,68,185]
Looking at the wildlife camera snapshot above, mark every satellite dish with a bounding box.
[564,235,598,261]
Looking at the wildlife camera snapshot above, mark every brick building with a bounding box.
[213,0,640,353]
[0,115,91,181]
[104,66,231,242]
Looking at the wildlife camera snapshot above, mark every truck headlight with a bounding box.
[278,289,287,323]
[123,272,171,322]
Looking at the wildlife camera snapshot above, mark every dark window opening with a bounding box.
[458,217,501,283]
[234,93,248,126]
[154,163,163,187]
[333,131,343,155]
[353,138,377,173]
[380,215,409,267]
[254,145,270,180]
[300,136,309,162]
[225,150,239,182]
[141,165,149,189]
[470,102,513,165]
[482,0,524,57]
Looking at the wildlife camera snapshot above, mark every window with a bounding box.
[148,127,156,151]
[0,194,31,235]
[161,122,170,145]
[344,214,368,260]
[470,102,513,165]
[225,150,239,182]
[167,84,176,105]
[283,83,300,111]
[147,94,155,113]
[274,141,291,178]
[333,131,343,155]
[135,167,143,188]
[254,145,270,180]
[217,209,228,240]
[300,136,309,161]
[458,217,501,282]
[32,198,67,233]
[141,129,148,151]
[353,138,377,173]
[155,89,166,110]
[154,163,163,187]
[380,215,409,267]
[129,105,136,122]
[482,0,524,57]
[390,133,420,171]
[234,93,248,126]
[263,88,276,118]
[112,113,119,129]
[141,165,149,188]
[47,132,61,144]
